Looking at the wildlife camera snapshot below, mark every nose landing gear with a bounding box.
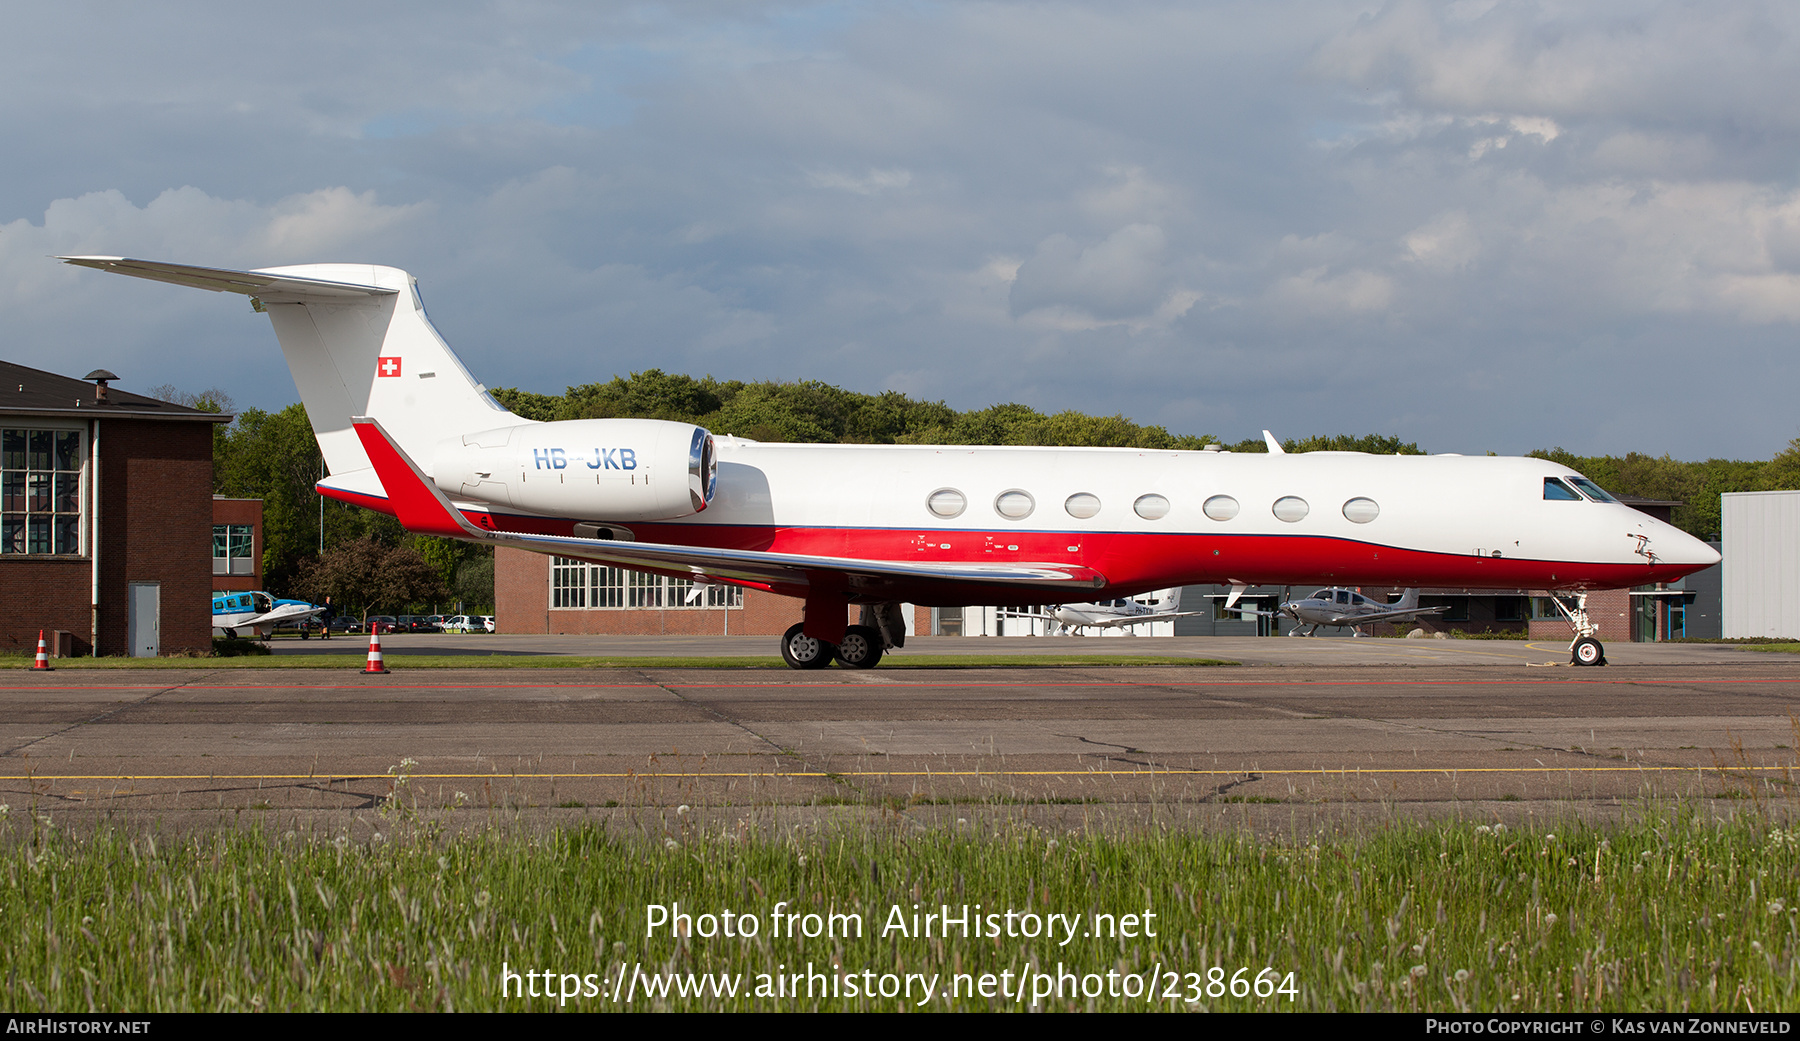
[1550,593,1608,667]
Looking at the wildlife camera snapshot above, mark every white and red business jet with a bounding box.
[62,257,1720,669]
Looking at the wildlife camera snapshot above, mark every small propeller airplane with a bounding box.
[1042,588,1207,634]
[1276,587,1448,637]
[211,591,325,639]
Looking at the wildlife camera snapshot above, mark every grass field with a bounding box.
[3,808,1796,1011]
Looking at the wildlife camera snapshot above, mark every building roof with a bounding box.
[0,359,232,423]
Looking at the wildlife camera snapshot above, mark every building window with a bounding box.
[1,427,83,555]
[212,524,255,575]
[1423,596,1470,622]
[550,557,743,609]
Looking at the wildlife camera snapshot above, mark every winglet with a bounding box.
[350,417,484,539]
[1263,430,1285,455]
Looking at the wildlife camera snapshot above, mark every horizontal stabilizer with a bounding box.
[58,257,396,299]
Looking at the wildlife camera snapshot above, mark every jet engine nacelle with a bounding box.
[432,419,717,521]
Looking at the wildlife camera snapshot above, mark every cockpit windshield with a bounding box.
[1544,478,1581,501]
[1567,477,1618,503]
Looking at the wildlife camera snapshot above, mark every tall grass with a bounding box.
[2,809,1796,1011]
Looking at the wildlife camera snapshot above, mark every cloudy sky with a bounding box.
[2,1,1795,458]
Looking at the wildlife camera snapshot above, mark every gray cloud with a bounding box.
[0,1,1795,458]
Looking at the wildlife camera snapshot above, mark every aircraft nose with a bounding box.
[1668,529,1722,568]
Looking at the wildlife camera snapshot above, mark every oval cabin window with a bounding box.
[994,490,1035,520]
[1064,493,1101,519]
[927,488,966,518]
[1342,497,1380,524]
[1134,494,1171,520]
[1202,495,1239,521]
[1272,496,1309,523]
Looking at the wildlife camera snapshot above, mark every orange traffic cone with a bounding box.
[361,626,389,674]
[32,630,52,671]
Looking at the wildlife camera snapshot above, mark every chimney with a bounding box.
[84,369,118,404]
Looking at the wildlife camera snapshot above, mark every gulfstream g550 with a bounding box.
[62,257,1719,669]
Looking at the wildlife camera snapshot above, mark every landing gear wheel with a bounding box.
[1572,637,1606,667]
[780,623,835,670]
[835,625,884,669]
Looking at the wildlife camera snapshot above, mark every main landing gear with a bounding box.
[779,603,908,670]
[1550,593,1608,667]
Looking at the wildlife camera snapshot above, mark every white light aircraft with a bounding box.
[63,257,1721,670]
[1045,588,1205,634]
[211,591,324,639]
[1277,587,1447,638]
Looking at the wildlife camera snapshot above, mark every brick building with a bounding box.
[0,361,228,656]
[496,546,927,637]
[211,496,263,593]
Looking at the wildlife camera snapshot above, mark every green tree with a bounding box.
[292,536,450,619]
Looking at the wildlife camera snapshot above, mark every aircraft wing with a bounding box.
[1087,610,1209,628]
[1325,606,1449,626]
[351,417,1108,597]
[243,603,326,628]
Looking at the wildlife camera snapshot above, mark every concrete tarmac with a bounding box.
[5,647,1799,834]
[275,631,1777,666]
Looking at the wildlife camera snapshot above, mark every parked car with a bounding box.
[481,616,496,633]
[441,615,489,633]
[366,616,398,634]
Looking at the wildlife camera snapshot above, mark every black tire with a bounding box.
[780,623,835,670]
[1572,637,1605,667]
[835,625,883,669]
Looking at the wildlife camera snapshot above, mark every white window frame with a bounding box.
[1,423,87,557]
[212,523,255,575]
[550,556,743,610]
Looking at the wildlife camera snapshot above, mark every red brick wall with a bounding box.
[495,546,548,633]
[497,546,807,635]
[495,547,938,637]
[0,418,213,656]
[97,420,213,655]
[0,560,92,654]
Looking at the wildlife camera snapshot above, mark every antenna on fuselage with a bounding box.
[1263,430,1284,454]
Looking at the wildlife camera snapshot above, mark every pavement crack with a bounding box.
[1055,732,1158,768]
[1200,773,1264,801]
[636,672,859,791]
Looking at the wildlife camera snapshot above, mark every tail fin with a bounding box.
[1392,588,1420,610]
[59,257,517,476]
